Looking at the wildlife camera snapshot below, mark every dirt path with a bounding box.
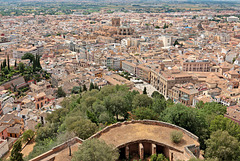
[21,141,36,157]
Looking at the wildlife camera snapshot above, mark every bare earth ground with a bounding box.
[21,141,36,157]
[2,141,36,160]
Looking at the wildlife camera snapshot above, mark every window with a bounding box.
[37,104,39,109]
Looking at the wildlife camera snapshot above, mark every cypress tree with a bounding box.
[32,57,36,72]
[10,140,23,161]
[36,54,42,70]
[163,23,168,29]
[173,40,180,46]
[7,55,10,71]
[83,84,87,91]
[3,59,6,68]
[94,83,99,90]
[89,82,94,91]
[15,59,17,67]
[143,87,147,94]
[79,86,82,93]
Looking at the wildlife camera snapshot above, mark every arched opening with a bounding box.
[156,144,164,154]
[117,141,168,160]
[129,143,139,159]
[143,142,152,158]
[119,147,125,159]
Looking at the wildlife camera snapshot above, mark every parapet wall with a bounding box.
[30,137,83,161]
[89,120,199,141]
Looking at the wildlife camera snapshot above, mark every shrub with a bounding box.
[171,131,183,144]
[150,154,158,161]
[150,154,168,161]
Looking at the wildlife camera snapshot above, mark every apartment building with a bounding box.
[182,59,210,72]
[151,69,193,98]
[122,61,136,75]
[136,65,151,83]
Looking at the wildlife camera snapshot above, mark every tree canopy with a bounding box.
[56,87,66,98]
[10,140,23,161]
[22,53,35,63]
[72,139,119,161]
[205,130,240,161]
[27,85,233,161]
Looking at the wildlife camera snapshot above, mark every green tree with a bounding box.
[46,107,69,124]
[10,140,23,161]
[173,40,180,46]
[199,102,226,122]
[22,129,35,143]
[160,103,208,148]
[232,57,237,64]
[18,62,25,73]
[83,84,87,91]
[7,54,10,71]
[89,82,94,91]
[152,98,167,114]
[151,91,164,99]
[65,117,97,139]
[205,130,240,161]
[91,102,108,119]
[79,86,82,93]
[71,86,81,94]
[143,87,147,94]
[14,59,17,67]
[163,23,168,29]
[132,94,152,108]
[94,83,99,90]
[35,123,59,142]
[2,59,6,68]
[21,53,34,63]
[36,54,42,70]
[196,101,204,109]
[96,85,116,100]
[56,87,66,98]
[150,154,168,161]
[209,115,240,141]
[32,57,36,72]
[98,112,114,124]
[104,93,128,120]
[72,139,119,161]
[131,107,157,120]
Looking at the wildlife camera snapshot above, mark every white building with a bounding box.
[159,36,172,48]
[227,16,239,22]
[0,139,9,158]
